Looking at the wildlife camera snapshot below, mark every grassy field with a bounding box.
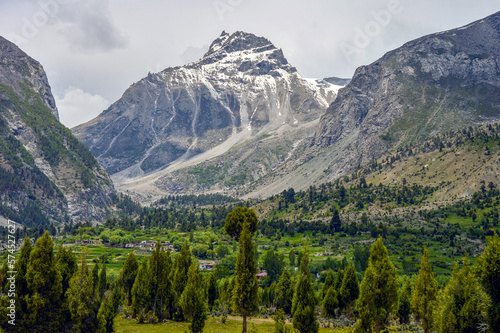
[114,315,359,332]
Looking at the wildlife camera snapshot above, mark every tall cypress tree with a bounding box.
[476,232,500,331]
[207,271,218,310]
[66,249,100,332]
[320,269,335,301]
[291,247,318,333]
[232,221,259,333]
[92,262,99,292]
[180,264,208,333]
[322,286,338,319]
[132,257,152,320]
[172,240,192,321]
[356,237,399,332]
[120,252,139,306]
[97,281,121,333]
[25,231,63,332]
[56,245,77,298]
[275,268,294,315]
[340,264,359,319]
[397,276,412,326]
[16,237,32,298]
[98,262,107,300]
[149,240,172,319]
[411,247,438,333]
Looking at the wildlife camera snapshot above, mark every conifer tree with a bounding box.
[411,248,438,333]
[180,264,208,333]
[274,308,293,333]
[98,262,107,299]
[397,276,412,326]
[340,264,359,319]
[476,232,500,331]
[334,268,345,310]
[97,281,121,333]
[207,271,218,310]
[172,240,192,321]
[225,207,258,241]
[356,237,399,332]
[149,240,172,320]
[121,252,139,305]
[131,257,152,320]
[330,208,341,233]
[66,249,101,332]
[291,247,318,333]
[322,286,338,318]
[92,262,99,292]
[25,231,63,332]
[232,221,259,333]
[320,269,335,301]
[275,268,294,315]
[435,257,490,332]
[16,236,32,298]
[56,245,77,298]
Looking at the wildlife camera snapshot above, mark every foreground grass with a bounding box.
[114,315,356,332]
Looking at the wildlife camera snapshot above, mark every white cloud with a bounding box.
[56,87,110,128]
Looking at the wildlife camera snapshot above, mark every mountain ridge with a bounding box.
[0,36,115,224]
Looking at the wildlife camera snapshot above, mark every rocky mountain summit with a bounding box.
[0,36,115,224]
[73,31,342,201]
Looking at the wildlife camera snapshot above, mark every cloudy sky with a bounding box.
[0,0,499,128]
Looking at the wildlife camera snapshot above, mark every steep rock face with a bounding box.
[0,36,115,225]
[73,31,336,180]
[312,11,500,179]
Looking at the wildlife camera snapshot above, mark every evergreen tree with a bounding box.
[434,258,490,332]
[16,237,32,298]
[97,281,121,333]
[98,262,107,299]
[334,269,345,310]
[131,257,152,320]
[397,276,412,326]
[330,208,341,233]
[66,249,101,333]
[232,221,259,333]
[120,252,139,306]
[321,269,335,301]
[291,247,318,333]
[224,207,258,241]
[180,264,208,333]
[356,237,399,332]
[207,271,218,310]
[56,245,77,298]
[274,308,293,333]
[476,232,500,331]
[149,240,172,320]
[92,261,99,292]
[411,248,438,333]
[171,240,192,321]
[275,268,294,315]
[25,231,63,332]
[322,286,338,318]
[340,264,359,319]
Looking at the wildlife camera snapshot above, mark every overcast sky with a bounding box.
[1,0,499,128]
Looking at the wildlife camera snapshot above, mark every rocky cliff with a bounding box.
[0,36,115,225]
[311,11,500,179]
